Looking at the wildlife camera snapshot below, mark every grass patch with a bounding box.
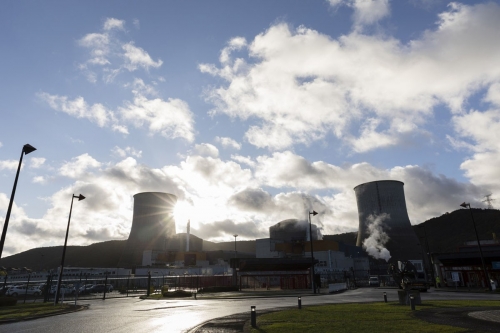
[251,300,500,333]
[0,302,73,320]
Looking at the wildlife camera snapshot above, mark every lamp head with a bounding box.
[310,210,318,216]
[74,194,86,201]
[460,202,469,208]
[23,144,36,155]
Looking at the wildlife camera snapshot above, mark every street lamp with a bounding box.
[460,202,491,291]
[418,224,435,287]
[55,194,85,304]
[233,234,238,259]
[0,144,37,259]
[308,210,318,294]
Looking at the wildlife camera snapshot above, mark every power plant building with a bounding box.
[354,180,421,262]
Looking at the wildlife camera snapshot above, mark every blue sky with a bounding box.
[1,0,499,256]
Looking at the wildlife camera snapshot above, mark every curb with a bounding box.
[0,304,88,324]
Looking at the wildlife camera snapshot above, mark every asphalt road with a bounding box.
[3,288,499,333]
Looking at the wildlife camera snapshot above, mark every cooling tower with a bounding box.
[354,180,420,262]
[118,192,177,267]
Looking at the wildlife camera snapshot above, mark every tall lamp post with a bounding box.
[233,234,238,259]
[0,144,37,259]
[232,234,238,287]
[55,194,85,304]
[460,202,491,291]
[418,224,435,287]
[308,210,318,294]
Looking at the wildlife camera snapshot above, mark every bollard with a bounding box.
[251,306,256,327]
[383,292,387,303]
[298,296,302,309]
[409,295,415,310]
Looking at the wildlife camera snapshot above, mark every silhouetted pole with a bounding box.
[308,210,318,294]
[460,202,491,291]
[55,194,85,304]
[0,144,36,259]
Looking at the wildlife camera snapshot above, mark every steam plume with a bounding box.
[362,214,391,262]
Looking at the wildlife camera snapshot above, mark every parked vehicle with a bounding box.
[92,284,113,293]
[369,276,380,287]
[79,284,95,294]
[49,284,76,295]
[6,285,42,297]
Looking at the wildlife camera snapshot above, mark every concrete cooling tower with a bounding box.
[118,192,177,267]
[354,180,420,262]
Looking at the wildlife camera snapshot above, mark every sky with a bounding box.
[1,0,500,257]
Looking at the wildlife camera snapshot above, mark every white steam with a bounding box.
[362,213,391,262]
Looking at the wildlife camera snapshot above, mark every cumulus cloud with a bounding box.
[122,42,163,71]
[103,18,125,31]
[111,146,142,158]
[78,17,162,82]
[32,176,47,184]
[327,0,390,28]
[119,95,195,142]
[29,157,46,169]
[37,92,118,129]
[215,136,241,150]
[0,160,18,171]
[39,92,195,141]
[201,3,500,151]
[193,143,219,158]
[230,155,255,168]
[59,153,101,178]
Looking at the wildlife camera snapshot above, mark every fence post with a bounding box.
[126,277,130,297]
[23,272,31,304]
[103,273,108,300]
[43,274,51,303]
[147,272,151,296]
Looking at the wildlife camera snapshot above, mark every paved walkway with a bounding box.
[469,309,500,323]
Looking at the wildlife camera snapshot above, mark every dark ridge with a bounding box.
[0,240,126,270]
[202,239,256,254]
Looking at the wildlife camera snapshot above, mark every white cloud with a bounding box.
[194,143,219,158]
[32,176,47,184]
[103,18,125,31]
[78,33,110,66]
[120,94,195,142]
[327,0,390,28]
[215,136,241,150]
[133,19,140,29]
[59,153,101,178]
[450,106,500,194]
[230,155,255,168]
[78,18,162,82]
[0,142,3,148]
[38,92,116,128]
[111,146,142,158]
[0,160,18,171]
[30,157,46,169]
[350,0,390,27]
[40,92,195,141]
[122,42,163,71]
[201,3,500,151]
